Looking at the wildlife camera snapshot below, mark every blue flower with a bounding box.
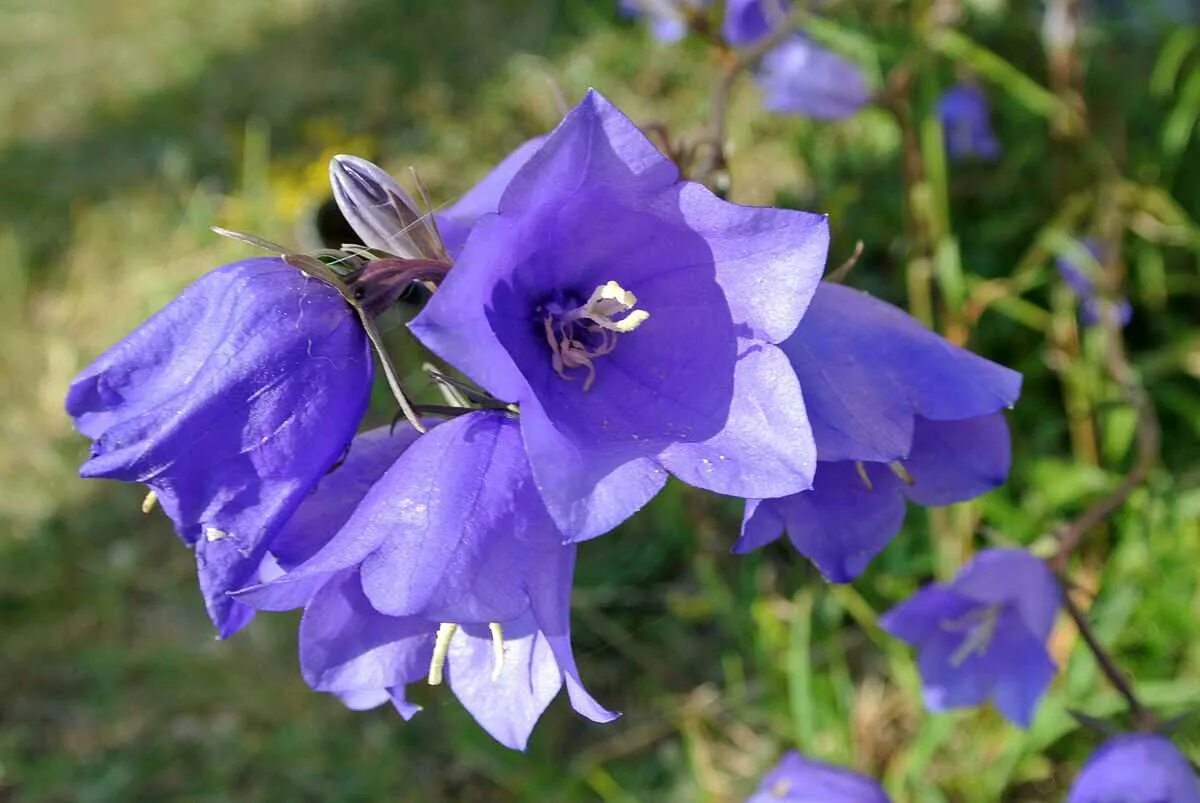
[938,84,1001,162]
[880,549,1060,727]
[620,0,706,43]
[723,0,791,46]
[735,282,1021,581]
[1068,734,1200,803]
[1055,238,1133,328]
[409,90,829,541]
[756,36,871,119]
[66,257,373,636]
[237,412,615,750]
[746,750,890,803]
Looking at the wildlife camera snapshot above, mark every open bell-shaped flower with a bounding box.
[746,750,890,803]
[756,36,871,120]
[735,282,1021,582]
[880,549,1060,727]
[65,257,374,636]
[236,411,614,750]
[723,0,791,46]
[408,89,829,542]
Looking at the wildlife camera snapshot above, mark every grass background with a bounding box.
[1,0,1198,800]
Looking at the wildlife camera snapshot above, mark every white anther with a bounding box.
[577,280,650,333]
[141,490,158,514]
[489,622,505,681]
[427,622,459,686]
[854,461,874,492]
[203,527,228,542]
[889,461,915,486]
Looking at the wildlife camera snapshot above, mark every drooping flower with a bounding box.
[723,0,791,46]
[756,36,871,119]
[620,0,706,43]
[237,411,615,750]
[746,751,890,803]
[409,90,829,541]
[1055,238,1132,328]
[938,84,1001,162]
[735,282,1021,581]
[65,257,374,636]
[1067,734,1200,803]
[880,549,1060,727]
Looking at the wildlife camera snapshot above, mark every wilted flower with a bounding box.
[409,90,829,541]
[756,36,871,119]
[620,0,705,43]
[237,411,614,750]
[938,84,1001,162]
[747,751,890,803]
[1067,734,1200,803]
[1055,238,1132,328]
[65,257,374,636]
[723,0,791,46]
[736,283,1021,581]
[880,549,1060,727]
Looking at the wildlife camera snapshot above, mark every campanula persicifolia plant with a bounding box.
[61,0,1198,797]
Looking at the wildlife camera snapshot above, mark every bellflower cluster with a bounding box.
[1067,734,1200,803]
[746,751,890,803]
[1056,238,1133,328]
[880,549,1060,726]
[736,283,1021,581]
[938,84,1001,162]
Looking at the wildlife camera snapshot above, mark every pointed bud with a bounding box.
[329,155,445,260]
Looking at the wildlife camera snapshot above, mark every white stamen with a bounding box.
[427,622,458,686]
[489,622,505,681]
[942,604,1003,667]
[576,280,651,333]
[141,490,158,514]
[854,461,874,491]
[889,461,915,486]
[543,280,649,391]
[203,526,228,542]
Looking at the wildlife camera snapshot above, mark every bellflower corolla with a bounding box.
[880,549,1060,727]
[1067,734,1200,803]
[756,37,871,119]
[237,411,615,750]
[938,84,1001,162]
[409,90,829,541]
[65,257,374,636]
[1055,238,1132,328]
[723,0,791,46]
[620,0,705,42]
[746,751,890,803]
[736,283,1021,581]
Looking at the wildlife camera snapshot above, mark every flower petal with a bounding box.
[901,414,1012,507]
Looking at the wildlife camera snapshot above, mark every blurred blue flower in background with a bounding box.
[1056,238,1133,328]
[723,0,791,46]
[1068,733,1200,802]
[746,750,890,802]
[939,84,1001,162]
[881,549,1060,727]
[756,36,870,119]
[620,0,706,42]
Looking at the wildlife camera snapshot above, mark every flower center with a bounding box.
[941,603,1004,667]
[426,621,507,685]
[541,281,650,392]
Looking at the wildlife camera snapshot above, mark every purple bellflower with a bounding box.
[724,0,791,46]
[65,257,374,636]
[880,549,1060,727]
[236,412,615,750]
[409,90,829,542]
[620,0,706,43]
[1068,734,1200,803]
[747,751,890,803]
[735,282,1021,582]
[756,36,871,119]
[938,84,1001,162]
[1055,238,1132,328]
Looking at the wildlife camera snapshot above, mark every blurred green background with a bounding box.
[1,0,1198,800]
